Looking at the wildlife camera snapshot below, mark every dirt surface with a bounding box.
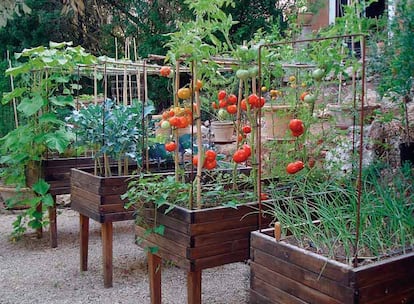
[0,204,250,304]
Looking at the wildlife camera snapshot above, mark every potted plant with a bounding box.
[0,42,97,242]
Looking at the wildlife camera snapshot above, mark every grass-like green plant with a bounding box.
[263,161,414,265]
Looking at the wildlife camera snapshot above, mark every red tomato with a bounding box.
[169,116,180,127]
[205,149,217,161]
[218,90,227,100]
[260,193,269,200]
[289,119,304,133]
[227,94,237,105]
[165,141,177,152]
[226,104,237,114]
[159,66,171,77]
[242,125,251,134]
[240,99,247,111]
[242,144,251,157]
[178,116,189,128]
[203,159,217,170]
[286,161,304,174]
[292,128,304,137]
[219,99,227,108]
[237,134,245,143]
[300,91,309,101]
[248,94,259,107]
[233,149,248,163]
[258,96,265,108]
[212,101,219,110]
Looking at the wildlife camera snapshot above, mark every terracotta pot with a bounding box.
[211,121,234,143]
[261,104,295,140]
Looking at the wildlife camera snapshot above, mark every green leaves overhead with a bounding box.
[17,94,44,117]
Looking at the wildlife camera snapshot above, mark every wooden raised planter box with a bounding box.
[136,200,271,304]
[250,228,414,304]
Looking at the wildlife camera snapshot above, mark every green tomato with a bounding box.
[160,120,171,129]
[217,109,229,120]
[236,69,250,80]
[248,66,259,78]
[304,94,316,103]
[312,68,325,81]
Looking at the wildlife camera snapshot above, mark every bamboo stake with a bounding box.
[94,65,98,105]
[115,38,120,104]
[134,38,141,101]
[123,38,128,106]
[274,222,281,241]
[7,51,18,128]
[174,62,180,181]
[193,63,203,210]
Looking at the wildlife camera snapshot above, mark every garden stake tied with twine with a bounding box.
[257,34,367,268]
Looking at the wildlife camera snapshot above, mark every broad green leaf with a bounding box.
[153,225,165,236]
[39,113,63,125]
[17,94,44,117]
[44,130,71,153]
[42,193,54,208]
[49,95,74,107]
[32,179,50,196]
[2,88,26,104]
[5,64,31,77]
[21,46,45,57]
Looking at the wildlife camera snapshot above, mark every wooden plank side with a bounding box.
[192,248,248,271]
[70,198,102,222]
[365,287,414,304]
[154,205,192,223]
[251,231,351,284]
[71,186,102,206]
[71,169,101,193]
[353,251,414,287]
[251,261,344,304]
[192,225,257,247]
[135,235,191,271]
[143,210,190,235]
[191,203,259,223]
[99,203,134,213]
[103,211,134,222]
[190,214,258,236]
[187,238,249,260]
[253,249,355,303]
[135,225,187,259]
[249,289,278,304]
[357,271,414,303]
[100,193,127,205]
[250,276,308,304]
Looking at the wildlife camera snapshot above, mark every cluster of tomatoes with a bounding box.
[211,90,238,114]
[192,149,217,170]
[160,106,194,131]
[232,143,252,163]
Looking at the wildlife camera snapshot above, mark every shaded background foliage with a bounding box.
[0,0,286,136]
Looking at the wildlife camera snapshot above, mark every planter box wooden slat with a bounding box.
[189,214,258,235]
[252,248,355,303]
[251,230,351,283]
[250,229,414,304]
[191,204,257,223]
[251,261,346,304]
[187,238,249,259]
[192,225,257,247]
[251,277,307,304]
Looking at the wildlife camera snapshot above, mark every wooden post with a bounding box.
[36,202,42,239]
[187,270,202,304]
[48,197,57,248]
[80,214,89,272]
[102,222,113,288]
[148,252,162,304]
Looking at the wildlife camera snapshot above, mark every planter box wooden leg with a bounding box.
[148,252,162,304]
[102,222,113,288]
[80,214,89,272]
[49,196,57,248]
[36,202,42,239]
[187,270,202,304]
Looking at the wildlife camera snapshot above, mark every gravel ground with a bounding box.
[0,203,250,304]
